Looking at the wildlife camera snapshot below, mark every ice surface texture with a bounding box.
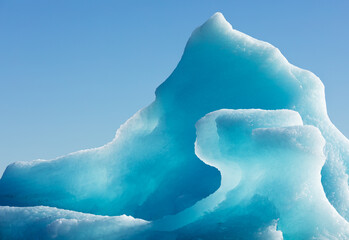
[1,12,349,239]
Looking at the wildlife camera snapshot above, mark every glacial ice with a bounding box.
[0,206,148,239]
[1,12,349,239]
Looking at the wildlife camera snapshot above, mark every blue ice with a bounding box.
[1,13,349,239]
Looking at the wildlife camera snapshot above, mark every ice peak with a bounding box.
[186,12,234,45]
[208,12,228,25]
[202,12,232,31]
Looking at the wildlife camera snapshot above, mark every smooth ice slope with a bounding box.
[1,12,349,239]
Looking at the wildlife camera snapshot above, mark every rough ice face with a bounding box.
[193,109,349,239]
[0,206,148,240]
[1,12,349,239]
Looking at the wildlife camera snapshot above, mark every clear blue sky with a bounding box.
[1,0,348,174]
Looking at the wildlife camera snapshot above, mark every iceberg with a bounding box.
[1,12,349,239]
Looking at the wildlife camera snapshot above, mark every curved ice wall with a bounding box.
[1,12,349,239]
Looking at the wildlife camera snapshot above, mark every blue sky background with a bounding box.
[1,1,348,174]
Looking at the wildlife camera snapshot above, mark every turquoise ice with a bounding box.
[1,13,349,239]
